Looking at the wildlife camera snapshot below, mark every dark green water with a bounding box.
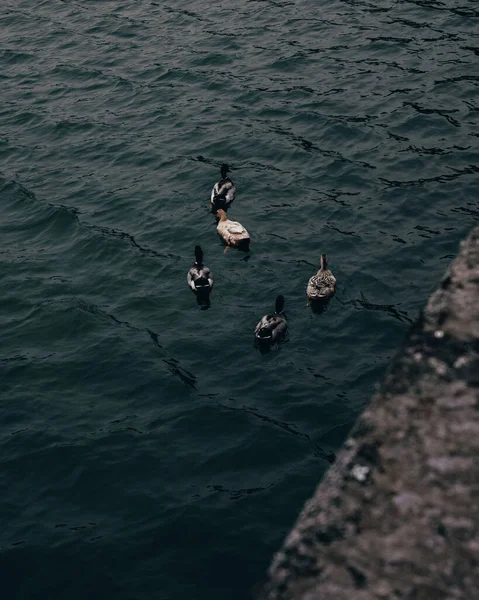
[1,1,478,598]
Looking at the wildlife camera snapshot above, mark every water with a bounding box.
[1,0,478,598]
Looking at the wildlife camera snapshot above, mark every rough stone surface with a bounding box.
[261,227,479,600]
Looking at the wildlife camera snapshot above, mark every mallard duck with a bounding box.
[306,254,336,301]
[216,209,250,250]
[210,164,236,211]
[187,246,213,295]
[255,295,288,345]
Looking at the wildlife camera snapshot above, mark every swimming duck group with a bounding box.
[188,164,337,349]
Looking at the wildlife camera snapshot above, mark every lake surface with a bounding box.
[1,1,478,598]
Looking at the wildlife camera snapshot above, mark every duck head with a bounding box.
[220,163,229,179]
[216,209,228,221]
[275,295,285,313]
[320,254,328,269]
[194,245,203,265]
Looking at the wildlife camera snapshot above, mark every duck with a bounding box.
[216,209,250,250]
[187,245,214,295]
[306,254,336,301]
[210,164,236,211]
[254,295,288,345]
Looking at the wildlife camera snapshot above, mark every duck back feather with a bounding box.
[187,246,214,294]
[211,164,235,210]
[306,255,336,300]
[254,295,287,345]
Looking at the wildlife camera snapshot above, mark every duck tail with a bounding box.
[237,237,250,251]
[256,327,272,340]
[195,276,210,290]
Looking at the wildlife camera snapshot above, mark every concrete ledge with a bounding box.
[262,227,479,600]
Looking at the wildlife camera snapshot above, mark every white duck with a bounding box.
[210,164,236,211]
[306,254,336,301]
[216,209,250,250]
